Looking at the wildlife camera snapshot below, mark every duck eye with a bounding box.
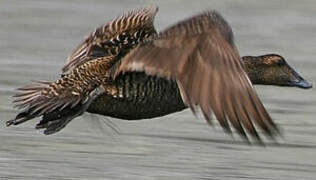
[276,59,285,66]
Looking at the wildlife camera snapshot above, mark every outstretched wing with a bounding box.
[63,6,158,73]
[115,11,279,141]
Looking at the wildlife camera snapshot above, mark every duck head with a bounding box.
[242,54,312,89]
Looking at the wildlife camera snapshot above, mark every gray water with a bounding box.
[1,0,316,179]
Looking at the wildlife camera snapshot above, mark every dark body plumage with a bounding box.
[6,6,312,141]
[88,72,185,120]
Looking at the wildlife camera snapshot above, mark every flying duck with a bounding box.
[6,6,312,142]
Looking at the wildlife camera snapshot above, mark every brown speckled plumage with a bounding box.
[6,6,312,142]
[63,6,158,73]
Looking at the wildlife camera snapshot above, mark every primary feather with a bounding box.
[115,11,279,140]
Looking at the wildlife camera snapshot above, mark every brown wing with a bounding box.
[115,11,279,141]
[63,6,158,73]
[7,56,114,133]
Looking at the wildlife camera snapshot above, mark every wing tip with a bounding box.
[6,119,15,127]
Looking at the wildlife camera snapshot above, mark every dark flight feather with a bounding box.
[6,57,113,134]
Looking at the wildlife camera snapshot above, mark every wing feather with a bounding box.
[63,6,158,73]
[115,10,279,141]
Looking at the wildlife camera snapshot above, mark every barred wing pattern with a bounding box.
[6,56,114,134]
[115,11,279,141]
[6,6,159,135]
[63,6,158,73]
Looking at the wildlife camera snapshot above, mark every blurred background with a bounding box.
[0,0,315,179]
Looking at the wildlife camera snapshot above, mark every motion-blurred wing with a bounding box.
[115,11,279,141]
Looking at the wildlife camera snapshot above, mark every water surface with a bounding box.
[1,0,316,179]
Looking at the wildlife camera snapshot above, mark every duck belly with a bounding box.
[87,72,186,120]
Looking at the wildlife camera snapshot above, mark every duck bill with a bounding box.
[289,79,312,89]
[288,66,312,89]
